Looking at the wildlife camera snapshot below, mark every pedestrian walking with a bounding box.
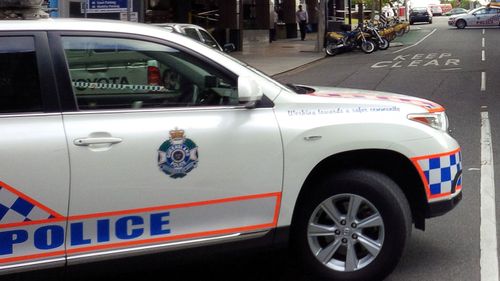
[296,5,308,41]
[269,8,278,42]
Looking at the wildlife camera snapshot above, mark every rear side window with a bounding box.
[183,28,200,41]
[199,30,219,49]
[0,37,42,113]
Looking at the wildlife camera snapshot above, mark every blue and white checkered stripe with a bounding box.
[417,150,462,198]
[0,186,53,225]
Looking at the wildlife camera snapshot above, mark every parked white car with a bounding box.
[0,17,462,281]
[448,5,500,28]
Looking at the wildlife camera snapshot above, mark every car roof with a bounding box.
[154,23,203,29]
[0,18,177,37]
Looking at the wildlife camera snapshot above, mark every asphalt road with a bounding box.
[275,16,493,281]
[5,17,496,281]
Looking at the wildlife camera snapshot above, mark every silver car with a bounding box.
[154,23,235,52]
[448,6,500,28]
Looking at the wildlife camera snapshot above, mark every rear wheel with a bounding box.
[292,170,412,281]
[360,40,376,54]
[456,19,466,29]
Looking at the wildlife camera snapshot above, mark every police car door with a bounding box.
[472,8,489,26]
[0,34,69,271]
[53,34,283,262]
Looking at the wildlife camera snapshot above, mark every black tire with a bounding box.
[291,170,412,281]
[360,40,376,54]
[456,19,466,29]
[378,38,390,50]
[325,42,339,56]
[429,19,433,24]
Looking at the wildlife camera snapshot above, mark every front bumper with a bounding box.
[426,190,462,218]
[412,148,463,218]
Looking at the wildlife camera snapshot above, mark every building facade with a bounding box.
[53,0,346,50]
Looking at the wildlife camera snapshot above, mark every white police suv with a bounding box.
[0,13,462,281]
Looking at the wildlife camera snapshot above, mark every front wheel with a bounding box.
[325,42,340,56]
[456,19,466,29]
[378,38,390,50]
[360,40,376,54]
[291,170,412,281]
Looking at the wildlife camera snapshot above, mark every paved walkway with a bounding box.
[230,28,418,76]
[230,33,325,76]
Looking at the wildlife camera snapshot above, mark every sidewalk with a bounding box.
[230,33,325,76]
[229,28,423,77]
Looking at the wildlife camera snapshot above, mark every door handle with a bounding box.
[74,137,123,146]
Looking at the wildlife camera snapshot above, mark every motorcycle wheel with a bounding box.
[378,38,390,50]
[325,43,339,56]
[361,40,376,54]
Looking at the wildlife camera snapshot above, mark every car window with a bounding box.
[0,37,42,114]
[183,28,200,41]
[198,30,219,49]
[61,36,238,110]
[475,8,487,14]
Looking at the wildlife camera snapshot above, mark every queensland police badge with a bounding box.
[158,128,199,178]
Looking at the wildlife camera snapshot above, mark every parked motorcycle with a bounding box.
[325,27,376,56]
[364,24,390,50]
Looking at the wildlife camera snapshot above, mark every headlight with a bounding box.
[408,111,449,132]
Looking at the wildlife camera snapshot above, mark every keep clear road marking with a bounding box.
[481,111,499,281]
[392,28,437,54]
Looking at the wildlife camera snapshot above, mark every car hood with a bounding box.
[288,84,444,113]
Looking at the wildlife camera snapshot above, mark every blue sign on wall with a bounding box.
[83,0,132,13]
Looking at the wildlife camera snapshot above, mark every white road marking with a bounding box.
[483,29,485,35]
[481,72,486,91]
[480,111,499,281]
[441,68,461,71]
[392,29,437,54]
[482,38,485,48]
[482,50,485,61]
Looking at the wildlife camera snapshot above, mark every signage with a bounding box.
[81,0,131,13]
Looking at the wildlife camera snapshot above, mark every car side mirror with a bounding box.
[223,43,236,53]
[238,76,263,108]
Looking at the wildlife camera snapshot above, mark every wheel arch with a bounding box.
[291,149,427,231]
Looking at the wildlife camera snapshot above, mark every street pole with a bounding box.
[316,0,326,52]
[83,0,87,18]
[127,0,132,21]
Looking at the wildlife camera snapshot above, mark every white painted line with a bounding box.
[441,68,462,71]
[482,50,486,61]
[482,38,485,48]
[481,72,486,91]
[483,29,486,35]
[392,29,437,54]
[480,111,499,281]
